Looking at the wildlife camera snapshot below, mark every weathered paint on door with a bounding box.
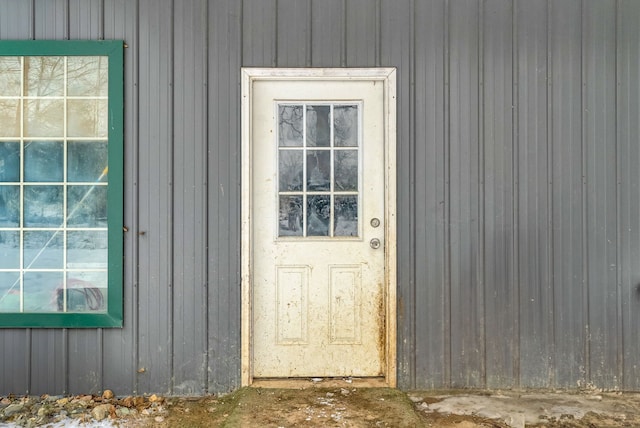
[251,79,384,377]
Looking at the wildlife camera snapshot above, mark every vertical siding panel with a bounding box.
[442,0,451,388]
[584,0,618,388]
[516,0,552,388]
[380,0,413,389]
[208,0,242,393]
[136,0,173,394]
[0,332,29,393]
[68,0,103,39]
[67,332,101,393]
[448,0,482,388]
[276,0,309,67]
[172,0,207,395]
[242,0,276,67]
[29,331,66,394]
[311,0,344,66]
[483,0,515,388]
[345,0,377,67]
[102,0,138,395]
[413,0,446,389]
[550,0,585,388]
[0,0,34,39]
[619,0,640,391]
[34,0,68,39]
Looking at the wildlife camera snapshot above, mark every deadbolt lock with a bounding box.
[370,218,381,228]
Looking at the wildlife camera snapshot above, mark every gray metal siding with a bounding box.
[0,0,639,394]
[208,0,243,394]
[172,0,208,395]
[620,0,640,389]
[516,0,551,387]
[584,0,618,387]
[414,0,447,390]
[483,0,515,388]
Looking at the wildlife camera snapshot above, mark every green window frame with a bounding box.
[0,40,123,327]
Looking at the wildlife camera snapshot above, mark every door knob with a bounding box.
[370,238,381,249]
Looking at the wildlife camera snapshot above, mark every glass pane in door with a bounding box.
[277,102,361,238]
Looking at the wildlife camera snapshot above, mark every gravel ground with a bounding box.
[0,391,165,427]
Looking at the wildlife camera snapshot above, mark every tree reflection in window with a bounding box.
[277,103,360,238]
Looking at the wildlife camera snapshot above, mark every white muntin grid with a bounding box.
[0,55,108,313]
[276,102,362,239]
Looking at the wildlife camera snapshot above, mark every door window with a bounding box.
[277,103,360,238]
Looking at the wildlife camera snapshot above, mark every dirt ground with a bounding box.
[123,384,640,428]
[133,387,496,428]
[4,382,640,427]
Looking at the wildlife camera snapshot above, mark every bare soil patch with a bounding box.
[132,388,512,428]
[158,388,426,427]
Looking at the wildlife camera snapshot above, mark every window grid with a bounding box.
[277,102,361,239]
[0,55,108,314]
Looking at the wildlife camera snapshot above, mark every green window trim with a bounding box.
[0,40,123,328]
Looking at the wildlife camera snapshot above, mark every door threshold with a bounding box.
[251,377,389,389]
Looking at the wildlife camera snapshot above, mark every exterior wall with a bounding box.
[0,0,639,394]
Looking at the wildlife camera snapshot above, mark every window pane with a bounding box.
[65,274,107,312]
[0,272,20,312]
[278,105,303,147]
[25,56,64,97]
[0,186,20,227]
[307,195,330,236]
[67,185,107,227]
[334,150,358,191]
[306,105,330,147]
[24,141,63,182]
[334,105,358,147]
[67,56,108,97]
[67,231,108,266]
[0,57,22,96]
[24,185,63,227]
[0,100,20,137]
[24,231,63,269]
[23,271,62,312]
[334,196,358,237]
[307,150,330,191]
[279,150,303,191]
[24,99,64,137]
[67,99,108,138]
[279,196,303,237]
[276,103,362,239]
[0,231,19,268]
[0,44,122,325]
[67,142,108,182]
[0,142,20,181]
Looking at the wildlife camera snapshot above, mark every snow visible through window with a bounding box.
[0,55,109,313]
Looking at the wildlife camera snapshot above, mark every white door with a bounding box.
[242,69,396,381]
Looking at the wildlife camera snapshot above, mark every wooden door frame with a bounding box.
[240,68,397,387]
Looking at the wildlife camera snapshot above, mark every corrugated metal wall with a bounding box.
[1,0,639,395]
